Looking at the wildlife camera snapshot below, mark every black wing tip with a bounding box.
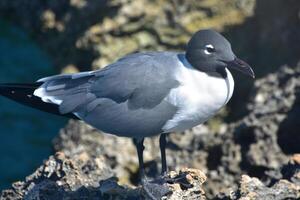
[0,82,79,120]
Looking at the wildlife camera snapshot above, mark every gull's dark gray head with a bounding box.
[186,29,255,78]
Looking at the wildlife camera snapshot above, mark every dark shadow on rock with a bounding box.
[277,84,300,154]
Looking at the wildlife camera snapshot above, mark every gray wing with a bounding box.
[34,52,180,137]
[91,52,180,109]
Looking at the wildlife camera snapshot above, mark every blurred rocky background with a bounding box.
[0,0,300,199]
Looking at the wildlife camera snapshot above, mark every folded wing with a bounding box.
[35,52,180,114]
[34,52,180,136]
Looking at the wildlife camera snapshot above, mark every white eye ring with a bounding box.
[204,44,215,55]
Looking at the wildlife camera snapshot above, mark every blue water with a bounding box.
[0,19,68,190]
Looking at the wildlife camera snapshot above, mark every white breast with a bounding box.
[162,59,234,133]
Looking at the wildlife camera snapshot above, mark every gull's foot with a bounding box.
[141,178,171,200]
[140,172,193,199]
[161,171,193,189]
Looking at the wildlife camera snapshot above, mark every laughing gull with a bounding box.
[0,29,254,197]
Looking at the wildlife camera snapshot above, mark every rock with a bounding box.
[217,155,300,200]
[0,152,116,200]
[264,154,300,188]
[232,175,299,200]
[0,151,207,200]
[166,168,207,200]
[233,63,300,169]
[1,153,298,200]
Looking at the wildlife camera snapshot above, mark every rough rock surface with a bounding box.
[217,155,300,200]
[0,152,208,200]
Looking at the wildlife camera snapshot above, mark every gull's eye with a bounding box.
[204,44,215,55]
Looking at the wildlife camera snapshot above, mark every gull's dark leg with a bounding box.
[159,134,167,175]
[133,138,145,180]
[159,134,193,189]
[133,137,171,200]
